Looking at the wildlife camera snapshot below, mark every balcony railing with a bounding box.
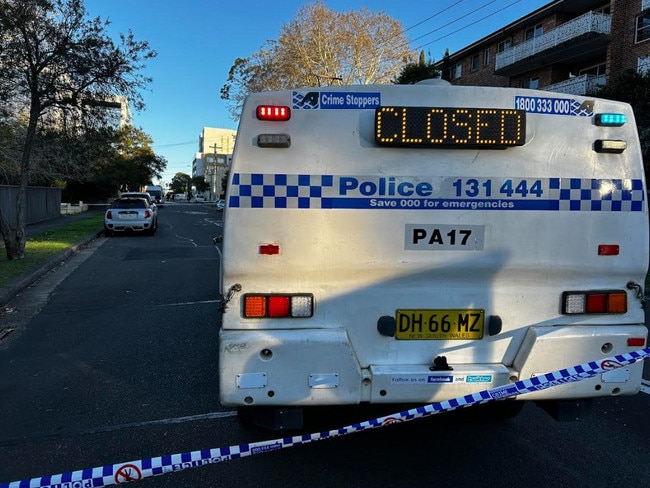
[496,11,611,71]
[544,74,606,96]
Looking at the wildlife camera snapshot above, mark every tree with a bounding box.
[63,125,167,202]
[170,172,191,194]
[191,176,209,194]
[591,69,650,180]
[0,0,156,260]
[393,50,440,84]
[221,1,413,120]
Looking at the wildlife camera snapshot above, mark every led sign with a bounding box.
[375,106,526,149]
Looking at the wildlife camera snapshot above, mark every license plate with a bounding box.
[395,309,484,340]
[118,213,137,219]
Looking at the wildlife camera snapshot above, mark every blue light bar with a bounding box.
[595,113,626,127]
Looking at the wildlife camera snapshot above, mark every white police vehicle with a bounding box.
[218,79,648,429]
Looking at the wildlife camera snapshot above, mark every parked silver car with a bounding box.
[104,197,158,236]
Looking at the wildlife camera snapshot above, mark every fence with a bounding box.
[0,185,62,227]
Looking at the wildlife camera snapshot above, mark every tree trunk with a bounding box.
[1,105,40,260]
[0,206,19,260]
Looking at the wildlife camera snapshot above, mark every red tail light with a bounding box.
[243,294,313,318]
[562,290,627,314]
[106,210,113,218]
[145,210,152,218]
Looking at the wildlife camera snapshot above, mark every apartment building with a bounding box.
[191,127,236,200]
[435,0,650,95]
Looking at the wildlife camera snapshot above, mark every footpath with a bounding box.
[0,210,104,307]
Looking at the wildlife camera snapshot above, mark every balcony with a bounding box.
[543,74,606,96]
[495,11,611,76]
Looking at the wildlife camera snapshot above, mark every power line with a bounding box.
[152,140,196,148]
[403,0,465,34]
[414,0,524,51]
[408,0,498,44]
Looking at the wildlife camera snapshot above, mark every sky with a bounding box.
[83,0,551,185]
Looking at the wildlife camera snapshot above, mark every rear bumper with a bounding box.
[105,220,154,232]
[218,325,647,407]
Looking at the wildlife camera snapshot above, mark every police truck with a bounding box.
[218,79,648,429]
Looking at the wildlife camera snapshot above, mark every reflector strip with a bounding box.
[259,244,280,255]
[628,338,646,347]
[598,244,619,256]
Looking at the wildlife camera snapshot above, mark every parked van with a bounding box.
[144,185,164,206]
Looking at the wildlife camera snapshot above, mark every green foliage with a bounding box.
[0,0,157,259]
[170,172,191,193]
[192,176,210,194]
[393,50,439,85]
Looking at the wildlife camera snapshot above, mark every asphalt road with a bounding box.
[0,203,649,488]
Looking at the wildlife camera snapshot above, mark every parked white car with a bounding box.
[104,197,157,236]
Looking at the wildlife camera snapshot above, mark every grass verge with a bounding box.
[0,213,104,288]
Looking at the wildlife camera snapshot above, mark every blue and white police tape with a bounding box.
[2,347,649,488]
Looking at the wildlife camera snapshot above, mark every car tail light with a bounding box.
[243,294,313,318]
[106,210,113,218]
[256,105,291,121]
[562,290,627,314]
[145,210,152,218]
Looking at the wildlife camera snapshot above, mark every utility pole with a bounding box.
[210,143,220,201]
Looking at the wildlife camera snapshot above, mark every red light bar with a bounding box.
[256,105,291,121]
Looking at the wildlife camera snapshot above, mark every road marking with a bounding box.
[0,411,238,448]
[160,299,222,307]
[83,410,238,435]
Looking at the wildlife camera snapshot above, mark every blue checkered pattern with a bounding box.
[4,348,649,488]
[230,173,334,209]
[549,178,644,211]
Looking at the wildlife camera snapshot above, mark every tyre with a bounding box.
[104,226,113,237]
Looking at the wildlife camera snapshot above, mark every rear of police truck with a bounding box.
[218,80,648,428]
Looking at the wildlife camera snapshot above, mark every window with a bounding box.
[497,39,512,53]
[471,54,480,71]
[636,13,650,43]
[483,48,490,66]
[643,0,650,11]
[521,78,539,89]
[638,56,650,74]
[451,63,462,80]
[525,24,544,41]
